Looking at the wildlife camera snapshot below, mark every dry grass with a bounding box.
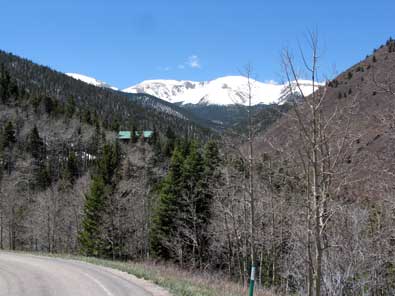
[126,260,277,296]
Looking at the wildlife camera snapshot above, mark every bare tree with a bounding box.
[279,32,361,295]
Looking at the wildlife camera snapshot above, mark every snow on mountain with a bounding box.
[66,73,118,91]
[123,76,321,106]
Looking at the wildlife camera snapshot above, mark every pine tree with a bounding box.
[97,142,121,185]
[31,96,42,113]
[148,126,158,146]
[164,127,176,157]
[28,126,44,159]
[111,119,120,132]
[203,140,221,176]
[3,122,16,148]
[182,141,208,265]
[83,109,92,124]
[151,144,186,259]
[65,97,76,118]
[43,96,55,114]
[151,140,220,265]
[149,127,162,164]
[0,64,11,104]
[79,141,121,257]
[27,126,50,190]
[131,126,138,144]
[63,151,79,183]
[89,121,104,156]
[79,176,107,256]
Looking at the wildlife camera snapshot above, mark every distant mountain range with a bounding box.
[64,73,321,130]
[66,73,320,106]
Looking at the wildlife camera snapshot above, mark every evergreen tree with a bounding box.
[28,125,44,159]
[82,109,92,124]
[79,176,107,256]
[149,127,163,164]
[164,127,176,157]
[131,126,138,143]
[43,96,55,114]
[111,119,120,132]
[0,64,11,104]
[35,165,50,190]
[31,96,42,113]
[79,141,121,257]
[89,121,104,156]
[151,140,220,265]
[1,122,16,175]
[151,144,186,259]
[182,141,208,264]
[27,126,50,190]
[148,126,158,146]
[63,151,79,184]
[65,97,76,118]
[97,142,121,185]
[3,122,16,148]
[203,140,221,176]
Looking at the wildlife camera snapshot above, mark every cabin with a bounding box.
[118,130,154,142]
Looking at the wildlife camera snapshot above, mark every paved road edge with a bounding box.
[2,252,172,296]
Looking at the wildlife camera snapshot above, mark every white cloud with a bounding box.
[187,55,201,69]
[157,66,172,72]
[159,55,201,72]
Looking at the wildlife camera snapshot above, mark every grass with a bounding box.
[19,252,276,296]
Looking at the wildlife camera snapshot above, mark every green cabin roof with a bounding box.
[118,131,153,139]
[118,131,131,139]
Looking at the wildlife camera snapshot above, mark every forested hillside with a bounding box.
[0,50,211,138]
[0,64,168,255]
[2,38,395,296]
[182,103,290,132]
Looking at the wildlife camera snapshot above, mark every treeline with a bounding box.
[0,50,211,139]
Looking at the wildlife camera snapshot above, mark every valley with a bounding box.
[1,30,395,296]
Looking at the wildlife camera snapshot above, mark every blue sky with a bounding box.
[0,0,393,89]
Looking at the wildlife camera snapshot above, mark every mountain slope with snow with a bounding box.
[66,73,118,91]
[123,76,321,106]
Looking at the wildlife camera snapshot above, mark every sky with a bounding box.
[0,0,393,89]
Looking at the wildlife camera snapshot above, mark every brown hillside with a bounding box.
[259,39,395,200]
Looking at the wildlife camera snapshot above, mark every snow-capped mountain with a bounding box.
[66,73,118,91]
[123,76,321,106]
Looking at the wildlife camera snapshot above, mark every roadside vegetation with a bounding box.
[15,252,275,296]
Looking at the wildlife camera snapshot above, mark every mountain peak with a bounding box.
[123,76,320,106]
[66,73,118,91]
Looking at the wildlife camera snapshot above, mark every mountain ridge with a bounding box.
[123,76,320,106]
[63,72,321,106]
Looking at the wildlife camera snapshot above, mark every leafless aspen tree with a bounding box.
[280,32,360,295]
